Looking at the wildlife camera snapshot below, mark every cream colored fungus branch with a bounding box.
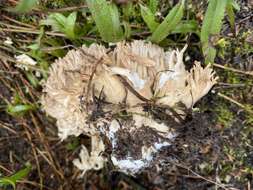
[42,40,217,175]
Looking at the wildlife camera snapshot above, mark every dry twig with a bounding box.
[214,63,253,77]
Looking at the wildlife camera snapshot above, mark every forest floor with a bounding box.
[0,0,253,189]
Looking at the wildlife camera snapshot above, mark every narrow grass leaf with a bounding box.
[0,164,31,189]
[40,12,78,39]
[7,104,35,116]
[87,0,124,42]
[171,20,199,34]
[11,0,38,13]
[148,0,158,14]
[25,72,40,88]
[0,178,15,189]
[51,13,66,30]
[123,21,131,39]
[226,3,235,32]
[40,13,66,32]
[140,5,159,32]
[65,12,77,39]
[228,0,240,10]
[200,0,227,64]
[122,3,133,19]
[226,0,240,32]
[150,0,185,43]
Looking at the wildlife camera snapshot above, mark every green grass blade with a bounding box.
[65,12,77,39]
[200,0,227,64]
[40,12,78,39]
[226,3,235,32]
[86,0,124,42]
[0,164,31,189]
[0,178,16,189]
[226,0,240,33]
[11,0,38,13]
[148,0,158,14]
[171,20,199,34]
[228,0,240,10]
[140,5,159,32]
[51,13,67,30]
[150,0,185,43]
[7,104,35,116]
[123,21,131,39]
[40,13,66,32]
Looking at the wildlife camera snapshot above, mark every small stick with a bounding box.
[213,63,253,77]
[117,75,150,102]
[85,49,113,110]
[214,82,247,90]
[44,5,88,13]
[40,45,75,52]
[217,92,253,114]
[0,164,12,174]
[175,163,235,190]
[2,15,36,28]
[0,122,17,134]
[0,28,96,41]
[0,21,35,30]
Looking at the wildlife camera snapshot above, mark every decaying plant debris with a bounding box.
[42,40,217,175]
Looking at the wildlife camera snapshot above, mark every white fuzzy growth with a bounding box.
[4,37,13,45]
[111,139,174,174]
[110,67,146,90]
[15,54,37,71]
[133,115,170,135]
[158,71,179,88]
[111,156,146,174]
[154,142,171,149]
[108,120,121,148]
[15,54,37,66]
[107,119,177,174]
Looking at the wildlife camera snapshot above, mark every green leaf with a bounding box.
[65,12,77,39]
[40,13,66,32]
[122,2,133,20]
[226,3,235,32]
[25,72,40,88]
[43,38,66,58]
[140,5,159,32]
[0,178,15,189]
[86,0,124,42]
[148,0,158,14]
[40,12,78,39]
[226,0,240,33]
[11,0,38,13]
[28,43,40,50]
[150,0,185,43]
[200,0,227,64]
[228,0,240,10]
[7,104,35,116]
[0,164,31,189]
[123,21,131,39]
[171,20,199,34]
[51,13,67,30]
[66,137,80,151]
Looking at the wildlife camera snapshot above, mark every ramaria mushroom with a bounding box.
[42,40,218,175]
